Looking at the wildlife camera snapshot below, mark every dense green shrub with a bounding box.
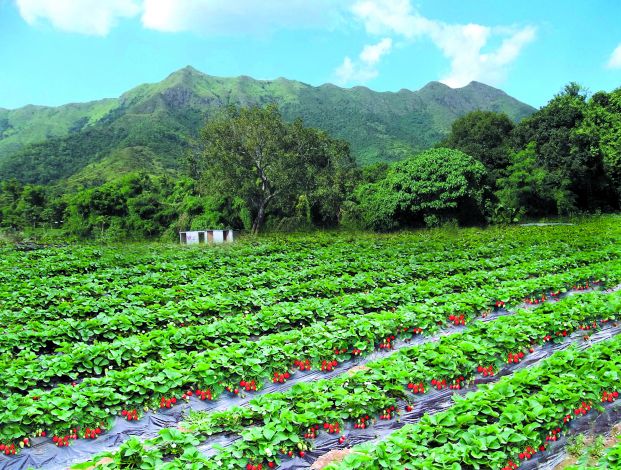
[353,148,487,230]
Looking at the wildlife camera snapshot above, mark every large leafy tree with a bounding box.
[440,110,514,183]
[578,88,621,205]
[353,148,488,230]
[198,105,358,233]
[510,83,612,212]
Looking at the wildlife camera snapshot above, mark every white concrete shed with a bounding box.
[179,230,237,245]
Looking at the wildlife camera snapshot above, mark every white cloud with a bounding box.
[607,43,621,69]
[14,0,536,87]
[335,57,357,83]
[436,24,536,87]
[15,0,347,36]
[336,38,392,84]
[346,0,536,87]
[352,0,431,39]
[360,38,393,65]
[15,0,141,36]
[141,0,343,35]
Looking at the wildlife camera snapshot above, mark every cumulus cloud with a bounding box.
[436,24,536,87]
[15,0,536,87]
[336,37,392,84]
[607,43,621,69]
[345,0,536,87]
[16,0,141,36]
[15,0,346,36]
[141,0,343,35]
[360,38,393,65]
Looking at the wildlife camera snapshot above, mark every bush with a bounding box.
[353,148,488,230]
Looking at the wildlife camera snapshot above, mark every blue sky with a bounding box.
[1,0,620,109]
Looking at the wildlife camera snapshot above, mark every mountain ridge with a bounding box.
[0,67,528,114]
[0,66,536,186]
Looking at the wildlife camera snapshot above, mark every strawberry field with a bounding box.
[1,217,621,469]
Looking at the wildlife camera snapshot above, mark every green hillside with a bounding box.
[0,66,535,185]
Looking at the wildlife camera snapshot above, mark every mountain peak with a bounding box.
[462,80,508,95]
[420,81,451,90]
[164,65,206,83]
[174,65,202,75]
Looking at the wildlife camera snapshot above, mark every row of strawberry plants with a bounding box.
[70,288,621,469]
[1,259,617,395]
[2,227,533,312]
[176,290,621,468]
[1,249,616,359]
[0,284,609,454]
[0,241,576,335]
[3,220,616,323]
[2,234,607,333]
[5,218,617,300]
[4,244,615,356]
[327,335,621,468]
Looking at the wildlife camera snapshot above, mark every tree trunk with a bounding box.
[252,202,267,234]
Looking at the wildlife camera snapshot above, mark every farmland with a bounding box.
[0,217,620,469]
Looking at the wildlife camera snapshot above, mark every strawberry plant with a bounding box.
[0,219,619,467]
[327,333,621,469]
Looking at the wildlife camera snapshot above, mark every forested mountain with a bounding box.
[0,66,535,186]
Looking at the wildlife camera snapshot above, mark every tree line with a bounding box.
[1,83,619,239]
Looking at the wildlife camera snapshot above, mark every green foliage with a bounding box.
[198,105,358,233]
[577,87,621,205]
[1,75,619,236]
[495,142,575,219]
[353,148,488,230]
[564,434,618,469]
[361,162,389,184]
[0,173,209,240]
[509,83,617,214]
[440,110,514,182]
[567,434,587,457]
